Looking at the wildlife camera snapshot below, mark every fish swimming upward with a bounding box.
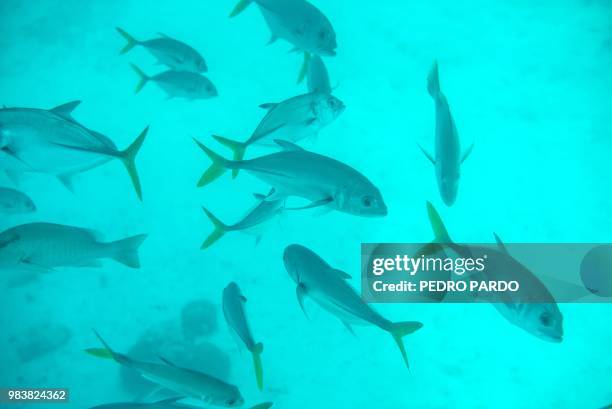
[212,92,344,174]
[283,244,423,368]
[230,0,337,82]
[307,55,332,94]
[0,223,147,272]
[116,28,208,73]
[193,139,387,217]
[0,187,36,214]
[201,191,285,249]
[90,398,273,409]
[222,282,265,390]
[86,331,244,407]
[423,202,564,342]
[419,61,473,206]
[130,64,218,100]
[0,101,148,200]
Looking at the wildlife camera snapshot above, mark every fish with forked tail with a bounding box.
[283,244,423,368]
[222,282,265,390]
[212,92,344,173]
[419,61,473,206]
[0,223,147,272]
[229,0,336,82]
[86,331,244,407]
[90,399,273,409]
[130,64,217,100]
[116,28,208,73]
[0,101,148,200]
[193,139,387,217]
[201,191,285,249]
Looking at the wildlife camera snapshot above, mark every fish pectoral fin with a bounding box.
[296,283,309,319]
[239,295,248,303]
[417,143,435,165]
[493,232,509,254]
[259,102,278,110]
[1,145,33,169]
[264,188,288,201]
[303,117,317,126]
[273,139,305,152]
[157,355,178,367]
[20,258,56,273]
[267,33,278,45]
[341,320,356,336]
[57,172,76,193]
[284,197,333,211]
[154,396,185,404]
[461,143,474,164]
[331,268,351,280]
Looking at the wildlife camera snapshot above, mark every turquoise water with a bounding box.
[1,0,611,408]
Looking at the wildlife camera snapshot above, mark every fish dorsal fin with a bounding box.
[417,143,435,165]
[331,268,351,279]
[253,193,267,200]
[259,102,278,110]
[50,100,82,120]
[274,139,304,152]
[158,355,178,367]
[493,232,508,254]
[157,32,172,39]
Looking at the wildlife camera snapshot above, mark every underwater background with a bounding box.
[1,0,611,408]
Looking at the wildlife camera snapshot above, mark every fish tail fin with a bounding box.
[201,207,229,249]
[251,342,264,390]
[119,126,149,201]
[212,135,246,178]
[86,330,131,365]
[229,0,253,17]
[427,60,440,98]
[426,201,451,242]
[108,234,148,268]
[116,27,139,54]
[193,138,235,187]
[388,321,423,369]
[297,52,311,83]
[249,403,273,409]
[130,63,149,94]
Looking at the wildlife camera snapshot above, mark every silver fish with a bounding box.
[307,55,332,94]
[194,139,387,217]
[87,332,244,407]
[222,282,264,390]
[201,191,285,249]
[117,28,207,73]
[90,400,273,409]
[131,64,217,100]
[0,101,148,200]
[419,61,473,206]
[230,0,336,82]
[0,223,147,271]
[212,92,344,172]
[424,202,563,342]
[283,244,423,368]
[0,187,36,214]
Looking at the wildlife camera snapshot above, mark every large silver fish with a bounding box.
[201,191,285,249]
[222,282,264,390]
[0,223,147,271]
[212,92,344,174]
[117,28,207,73]
[283,244,423,368]
[0,187,36,214]
[0,101,148,200]
[419,62,473,206]
[230,0,336,82]
[194,139,387,217]
[424,202,563,342]
[87,332,244,407]
[131,64,218,100]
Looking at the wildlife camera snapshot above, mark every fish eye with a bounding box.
[539,312,552,327]
[318,30,327,39]
[361,196,373,207]
[225,399,236,406]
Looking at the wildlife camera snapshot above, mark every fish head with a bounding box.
[283,244,325,283]
[313,23,337,56]
[339,182,387,217]
[210,387,244,407]
[314,94,345,124]
[202,80,218,98]
[522,303,564,342]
